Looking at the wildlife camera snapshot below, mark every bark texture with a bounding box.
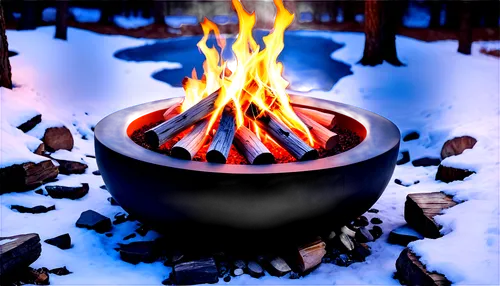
[55,0,69,40]
[457,1,472,55]
[0,2,12,89]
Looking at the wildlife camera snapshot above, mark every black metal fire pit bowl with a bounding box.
[95,95,400,249]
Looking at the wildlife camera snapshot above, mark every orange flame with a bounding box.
[181,0,313,144]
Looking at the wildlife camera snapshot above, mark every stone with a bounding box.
[289,271,300,279]
[233,268,244,276]
[46,183,89,200]
[136,225,150,236]
[389,224,424,246]
[223,275,231,282]
[397,150,411,165]
[17,114,42,133]
[49,266,71,276]
[370,217,383,224]
[42,126,74,152]
[404,192,458,238]
[435,165,474,183]
[333,254,351,267]
[369,226,383,240]
[105,233,113,237]
[338,233,354,252]
[0,234,42,277]
[113,212,127,225]
[100,185,108,190]
[341,225,356,237]
[265,257,291,277]
[396,248,450,286]
[92,170,101,176]
[44,233,71,250]
[17,267,50,285]
[54,159,88,175]
[350,243,371,262]
[76,210,112,233]
[0,161,58,194]
[123,233,136,240]
[247,261,264,278]
[441,136,477,159]
[107,196,120,206]
[11,205,55,214]
[403,131,420,142]
[395,178,412,187]
[368,208,379,213]
[412,157,441,167]
[232,259,246,270]
[118,241,159,264]
[174,257,219,285]
[355,227,374,243]
[353,216,369,227]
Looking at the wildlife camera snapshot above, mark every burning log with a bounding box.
[295,110,338,150]
[247,104,319,161]
[171,119,210,160]
[145,89,220,148]
[234,126,275,165]
[162,100,183,121]
[206,104,237,163]
[293,107,336,129]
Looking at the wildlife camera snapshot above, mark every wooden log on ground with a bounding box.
[0,160,59,194]
[173,257,219,285]
[293,107,336,129]
[295,110,338,150]
[206,104,237,164]
[0,233,42,278]
[404,192,458,239]
[163,99,183,121]
[396,248,450,286]
[17,114,42,133]
[171,119,210,160]
[145,89,220,148]
[263,257,291,277]
[440,136,477,159]
[247,104,318,161]
[233,126,275,165]
[435,165,475,183]
[293,239,326,273]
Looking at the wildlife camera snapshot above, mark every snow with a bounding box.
[69,8,101,23]
[0,238,17,246]
[1,26,499,285]
[26,119,64,139]
[50,150,86,164]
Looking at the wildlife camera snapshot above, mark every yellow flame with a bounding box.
[181,0,313,144]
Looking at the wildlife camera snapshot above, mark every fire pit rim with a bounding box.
[94,95,400,174]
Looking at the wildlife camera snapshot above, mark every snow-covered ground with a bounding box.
[1,26,499,285]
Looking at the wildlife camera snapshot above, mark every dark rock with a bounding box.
[105,233,113,237]
[0,234,42,277]
[333,254,351,267]
[17,267,50,285]
[136,225,150,236]
[233,268,244,276]
[389,224,424,246]
[92,170,101,176]
[113,212,127,225]
[435,165,474,183]
[370,226,383,240]
[395,178,412,187]
[441,136,477,159]
[41,126,74,152]
[289,271,300,279]
[355,227,374,243]
[11,205,55,214]
[118,241,159,264]
[397,151,411,165]
[353,216,369,227]
[35,189,45,195]
[404,192,457,238]
[233,259,246,270]
[396,248,450,286]
[367,208,379,213]
[223,275,231,282]
[265,257,291,277]
[0,160,59,194]
[403,131,420,142]
[49,266,72,276]
[100,185,108,190]
[85,154,96,159]
[76,210,112,233]
[174,257,219,285]
[412,157,441,167]
[17,114,42,133]
[107,196,120,206]
[124,233,136,240]
[44,233,71,250]
[370,217,383,224]
[46,183,89,200]
[161,278,173,285]
[54,159,88,175]
[350,243,371,262]
[247,261,264,278]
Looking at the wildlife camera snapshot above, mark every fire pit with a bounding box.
[94,0,400,247]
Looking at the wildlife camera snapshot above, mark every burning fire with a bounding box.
[181,0,313,145]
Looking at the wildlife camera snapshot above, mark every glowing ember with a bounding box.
[181,0,313,145]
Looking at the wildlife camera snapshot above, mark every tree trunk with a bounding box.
[444,1,460,29]
[55,1,68,40]
[329,0,339,23]
[429,1,442,28]
[0,2,13,89]
[457,1,472,55]
[18,0,37,30]
[153,1,166,25]
[99,1,114,25]
[342,0,356,23]
[360,0,403,66]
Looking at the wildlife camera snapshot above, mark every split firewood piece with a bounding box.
[0,233,42,276]
[0,160,59,194]
[440,136,477,159]
[404,192,458,239]
[247,104,318,161]
[233,126,275,165]
[294,239,326,273]
[145,89,221,148]
[396,248,450,286]
[171,119,211,160]
[264,257,291,277]
[293,107,336,129]
[174,257,219,285]
[206,104,237,164]
[295,110,338,150]
[435,165,474,183]
[163,99,184,121]
[17,114,42,133]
